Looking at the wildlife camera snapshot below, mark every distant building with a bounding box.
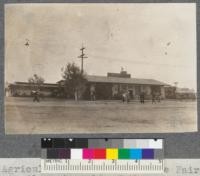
[59,71,168,100]
[7,70,169,100]
[84,76,167,100]
[175,87,196,99]
[164,86,196,99]
[7,82,59,97]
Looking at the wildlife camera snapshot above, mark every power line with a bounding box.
[78,45,88,73]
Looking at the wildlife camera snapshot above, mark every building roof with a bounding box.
[176,88,195,94]
[11,82,58,88]
[11,76,168,87]
[86,75,168,86]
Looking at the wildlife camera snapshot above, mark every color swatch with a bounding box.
[106,148,118,160]
[41,138,163,149]
[43,148,163,160]
[41,138,164,160]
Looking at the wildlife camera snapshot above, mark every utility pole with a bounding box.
[78,45,88,73]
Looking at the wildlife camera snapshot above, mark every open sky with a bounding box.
[5,3,197,90]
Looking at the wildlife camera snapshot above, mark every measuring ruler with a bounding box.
[41,138,164,174]
[41,159,164,174]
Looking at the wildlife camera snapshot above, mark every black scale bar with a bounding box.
[41,138,89,148]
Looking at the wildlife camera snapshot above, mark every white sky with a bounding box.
[5,3,197,90]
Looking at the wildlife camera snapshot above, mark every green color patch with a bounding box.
[118,149,130,159]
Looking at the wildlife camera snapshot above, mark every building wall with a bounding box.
[95,83,113,100]
[161,86,165,99]
[109,84,161,100]
[112,84,119,97]
[40,90,52,97]
[9,85,56,97]
[145,86,151,95]
[10,86,32,96]
[8,82,166,100]
[164,86,196,100]
[127,84,135,99]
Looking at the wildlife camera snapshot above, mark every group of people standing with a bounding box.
[31,88,161,103]
[122,91,161,104]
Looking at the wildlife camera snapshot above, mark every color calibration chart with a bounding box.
[41,138,164,174]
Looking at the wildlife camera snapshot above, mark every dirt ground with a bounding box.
[5,97,197,134]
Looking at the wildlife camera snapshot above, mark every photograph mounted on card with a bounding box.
[5,3,197,134]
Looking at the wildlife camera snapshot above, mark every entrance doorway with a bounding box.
[128,90,133,99]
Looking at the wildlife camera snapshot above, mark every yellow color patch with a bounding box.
[106,148,118,160]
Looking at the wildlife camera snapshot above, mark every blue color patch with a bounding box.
[130,149,142,159]
[142,149,154,159]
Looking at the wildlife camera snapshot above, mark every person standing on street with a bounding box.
[152,92,156,104]
[140,92,145,104]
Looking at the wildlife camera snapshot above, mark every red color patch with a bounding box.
[94,149,106,159]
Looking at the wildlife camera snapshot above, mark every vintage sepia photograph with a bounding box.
[5,3,197,134]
